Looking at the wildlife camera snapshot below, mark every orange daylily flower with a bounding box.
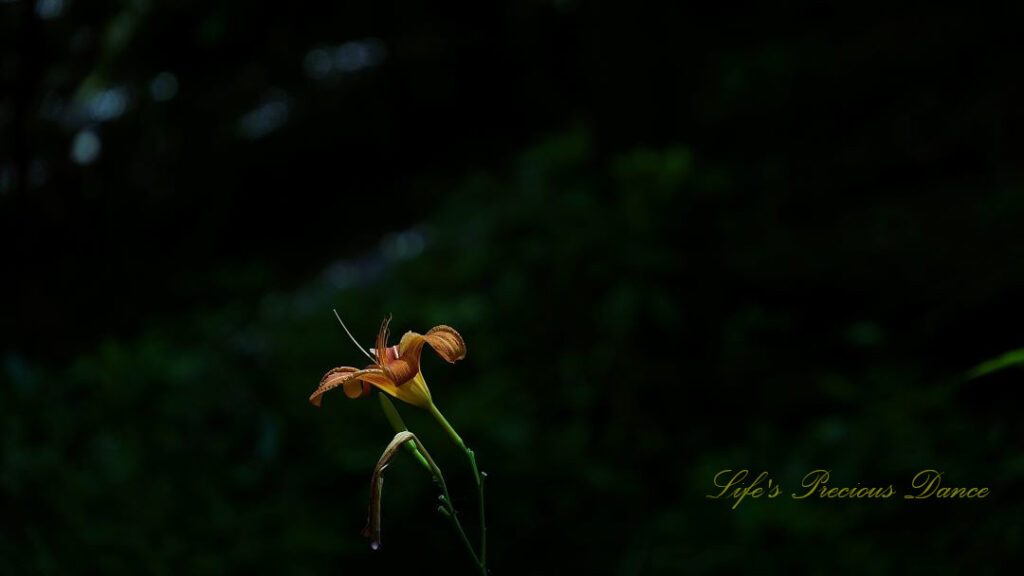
[310,316,466,409]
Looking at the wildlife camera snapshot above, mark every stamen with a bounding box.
[375,315,393,365]
[333,309,378,364]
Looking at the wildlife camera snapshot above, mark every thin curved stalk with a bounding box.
[428,403,488,573]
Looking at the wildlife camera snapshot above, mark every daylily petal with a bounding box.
[343,376,373,399]
[401,325,467,363]
[376,371,432,409]
[310,366,366,406]
[369,345,400,364]
[393,372,432,408]
[353,365,433,409]
[312,366,432,408]
[385,325,467,386]
[355,368,401,398]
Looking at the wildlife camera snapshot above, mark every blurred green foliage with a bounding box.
[4,128,1022,574]
[3,1,1024,574]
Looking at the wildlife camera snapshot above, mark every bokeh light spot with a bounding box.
[35,0,65,20]
[70,129,101,165]
[86,88,129,122]
[150,72,179,102]
[303,49,332,80]
[239,91,291,139]
[303,39,386,81]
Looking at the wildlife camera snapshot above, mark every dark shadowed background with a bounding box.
[2,1,1022,574]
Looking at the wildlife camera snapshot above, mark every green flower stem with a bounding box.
[379,395,481,572]
[435,472,481,571]
[405,443,432,474]
[428,402,488,571]
[379,394,432,472]
[409,435,482,572]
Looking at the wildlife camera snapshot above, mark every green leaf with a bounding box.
[966,349,1024,379]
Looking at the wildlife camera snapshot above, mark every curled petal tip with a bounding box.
[424,325,467,363]
[310,366,372,406]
